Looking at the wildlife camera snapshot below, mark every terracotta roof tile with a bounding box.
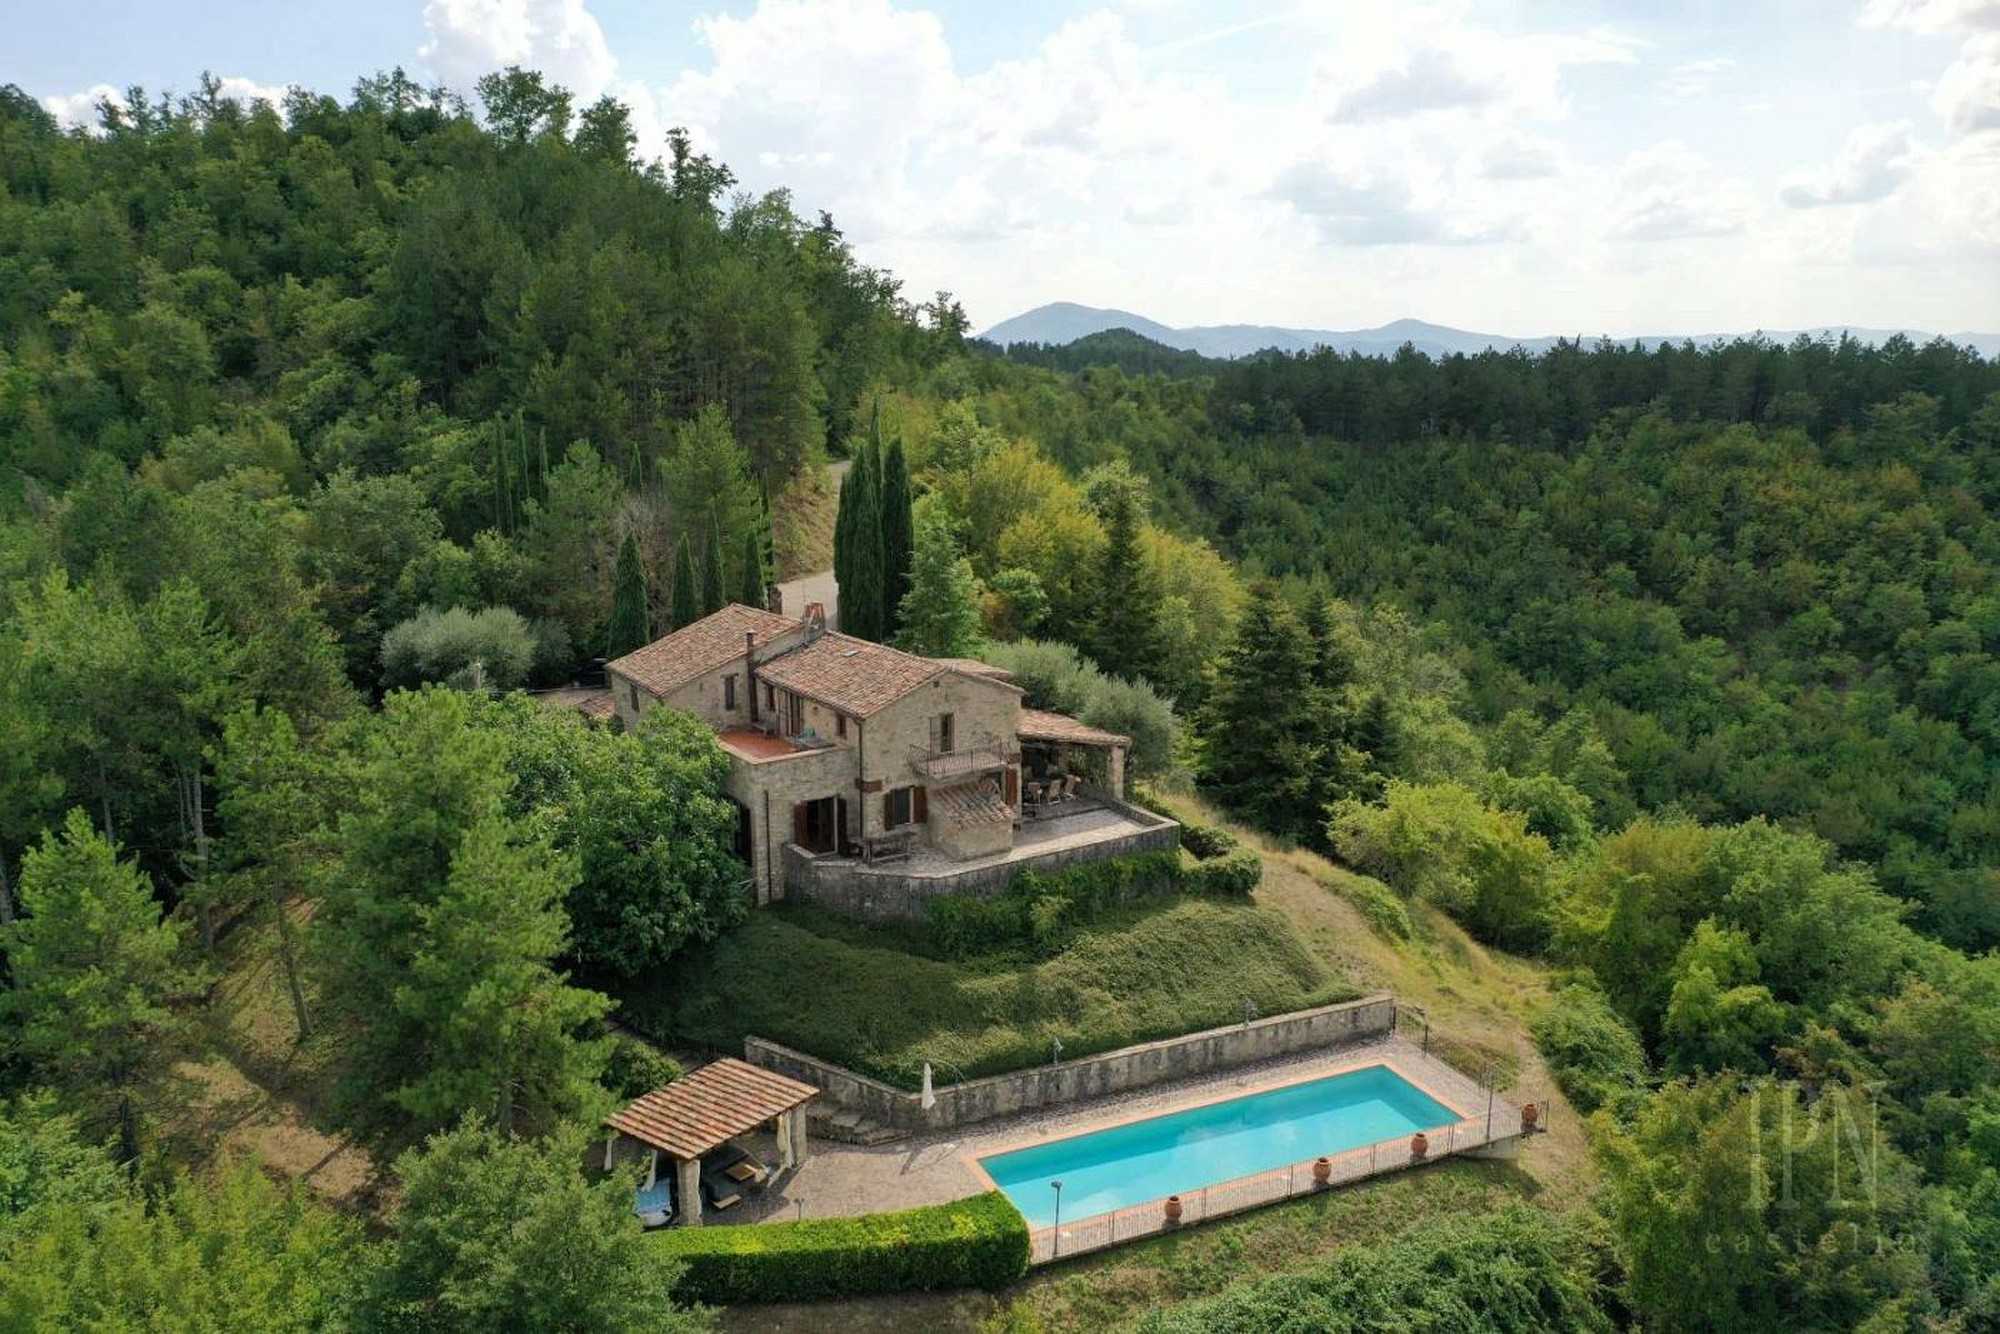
[604,1058,818,1161]
[607,604,799,698]
[1019,707,1131,748]
[930,657,1016,681]
[932,777,1014,826]
[756,631,952,718]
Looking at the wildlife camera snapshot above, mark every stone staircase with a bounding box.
[808,1103,907,1146]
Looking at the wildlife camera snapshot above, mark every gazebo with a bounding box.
[603,1058,818,1227]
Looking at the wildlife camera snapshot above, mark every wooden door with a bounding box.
[913,786,929,824]
[1003,767,1019,806]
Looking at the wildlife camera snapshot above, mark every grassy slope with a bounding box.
[724,793,1597,1333]
[617,896,1356,1089]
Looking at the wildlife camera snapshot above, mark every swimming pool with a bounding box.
[978,1065,1459,1229]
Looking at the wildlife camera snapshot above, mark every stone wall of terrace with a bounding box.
[744,993,1396,1133]
[781,788,1179,921]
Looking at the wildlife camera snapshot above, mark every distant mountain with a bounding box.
[979,302,2000,361]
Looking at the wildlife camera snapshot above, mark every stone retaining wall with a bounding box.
[744,993,1396,1132]
[783,789,1179,922]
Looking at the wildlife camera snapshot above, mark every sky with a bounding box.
[18,0,2000,337]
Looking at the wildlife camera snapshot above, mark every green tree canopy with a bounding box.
[361,1120,705,1333]
[0,810,201,1161]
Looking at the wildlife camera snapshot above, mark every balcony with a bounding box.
[908,741,1018,781]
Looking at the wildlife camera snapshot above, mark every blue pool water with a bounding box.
[979,1065,1458,1228]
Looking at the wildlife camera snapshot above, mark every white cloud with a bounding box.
[42,76,285,131]
[420,0,618,103]
[1780,120,1920,206]
[1860,0,2000,33]
[1265,159,1516,244]
[1324,45,1502,121]
[1933,32,2000,132]
[1478,133,1562,180]
[42,84,123,130]
[1312,19,1639,124]
[1659,57,1734,99]
[1606,142,1747,241]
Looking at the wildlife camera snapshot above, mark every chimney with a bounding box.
[804,602,826,640]
[745,631,759,723]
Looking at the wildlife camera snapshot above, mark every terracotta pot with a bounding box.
[1410,1132,1430,1161]
[1312,1156,1332,1185]
[1164,1195,1183,1224]
[1521,1102,1540,1133]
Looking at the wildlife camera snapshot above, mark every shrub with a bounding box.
[652,1192,1029,1303]
[980,639,1180,782]
[921,850,1193,959]
[1135,1205,1609,1333]
[1185,849,1261,896]
[1320,871,1412,941]
[1180,820,1239,860]
[1531,984,1649,1115]
[603,1035,683,1100]
[379,604,535,691]
[924,894,1030,960]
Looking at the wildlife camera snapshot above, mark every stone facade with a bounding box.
[745,994,1398,1132]
[605,606,1152,910]
[785,792,1181,921]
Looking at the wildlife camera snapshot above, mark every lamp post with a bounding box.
[1051,1179,1064,1258]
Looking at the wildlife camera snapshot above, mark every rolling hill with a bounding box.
[979,301,2000,360]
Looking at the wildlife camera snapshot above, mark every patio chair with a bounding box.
[1044,776,1069,804]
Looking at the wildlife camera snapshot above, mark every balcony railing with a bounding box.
[909,742,1018,781]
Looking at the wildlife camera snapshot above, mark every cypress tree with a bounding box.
[668,533,698,631]
[832,458,855,627]
[738,527,766,609]
[843,439,884,642]
[606,532,650,657]
[1090,486,1163,684]
[880,434,914,641]
[700,516,726,616]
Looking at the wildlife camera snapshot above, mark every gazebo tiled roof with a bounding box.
[605,1058,818,1161]
[1018,708,1131,748]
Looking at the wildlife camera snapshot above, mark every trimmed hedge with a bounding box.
[1180,820,1240,860]
[651,1192,1029,1303]
[1185,849,1261,896]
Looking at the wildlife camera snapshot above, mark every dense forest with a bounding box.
[2,64,1999,1333]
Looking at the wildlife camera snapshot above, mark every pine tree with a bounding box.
[1090,485,1163,683]
[739,527,766,608]
[893,500,983,658]
[317,690,610,1145]
[1196,584,1323,841]
[880,434,915,641]
[1,810,200,1161]
[843,439,884,642]
[605,531,650,657]
[668,533,698,631]
[1303,596,1356,691]
[700,516,726,616]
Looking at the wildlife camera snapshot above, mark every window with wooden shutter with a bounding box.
[724,674,737,709]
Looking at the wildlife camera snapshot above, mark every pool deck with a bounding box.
[711,1034,1517,1245]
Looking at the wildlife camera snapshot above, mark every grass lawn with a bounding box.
[613,895,1359,1089]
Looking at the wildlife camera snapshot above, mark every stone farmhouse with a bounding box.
[603,604,1176,910]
